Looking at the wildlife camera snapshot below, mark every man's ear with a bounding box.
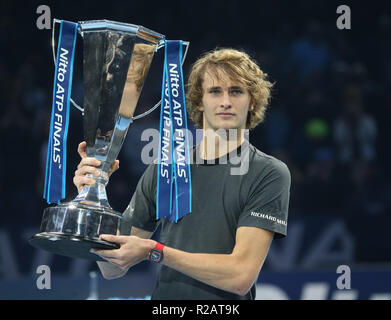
[249,101,255,112]
[198,105,204,111]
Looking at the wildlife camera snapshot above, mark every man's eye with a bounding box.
[209,89,221,94]
[230,89,244,95]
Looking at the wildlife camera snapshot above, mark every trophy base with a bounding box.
[29,201,122,261]
[29,232,119,261]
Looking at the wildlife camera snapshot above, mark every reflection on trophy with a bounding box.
[29,20,165,261]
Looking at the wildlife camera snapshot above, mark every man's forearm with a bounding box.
[158,227,273,296]
[161,246,255,296]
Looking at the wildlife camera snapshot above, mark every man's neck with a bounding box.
[200,128,246,160]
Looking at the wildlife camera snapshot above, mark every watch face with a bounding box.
[150,249,162,263]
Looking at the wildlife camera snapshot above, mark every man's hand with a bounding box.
[73,141,120,193]
[91,234,156,271]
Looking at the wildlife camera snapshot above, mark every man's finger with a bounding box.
[108,160,120,176]
[77,158,101,170]
[75,165,100,177]
[73,175,96,188]
[77,141,87,159]
[109,160,119,170]
[100,234,128,244]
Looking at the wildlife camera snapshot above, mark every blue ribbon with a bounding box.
[43,20,78,204]
[157,40,192,222]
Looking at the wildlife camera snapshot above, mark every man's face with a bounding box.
[199,69,253,131]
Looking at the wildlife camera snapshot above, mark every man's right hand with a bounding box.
[73,141,120,193]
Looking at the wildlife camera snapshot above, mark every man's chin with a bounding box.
[213,127,242,133]
[205,120,245,131]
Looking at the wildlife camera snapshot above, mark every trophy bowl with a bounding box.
[29,19,165,260]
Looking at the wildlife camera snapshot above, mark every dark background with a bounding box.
[1,0,390,299]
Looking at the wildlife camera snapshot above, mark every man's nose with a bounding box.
[220,91,231,109]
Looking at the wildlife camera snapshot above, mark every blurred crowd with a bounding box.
[1,1,390,265]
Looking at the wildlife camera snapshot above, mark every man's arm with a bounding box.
[96,226,153,280]
[161,226,273,296]
[94,226,273,296]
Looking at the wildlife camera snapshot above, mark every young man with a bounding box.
[73,48,291,300]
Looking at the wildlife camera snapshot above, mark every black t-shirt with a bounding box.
[119,142,291,300]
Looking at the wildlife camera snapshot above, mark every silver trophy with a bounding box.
[29,19,188,260]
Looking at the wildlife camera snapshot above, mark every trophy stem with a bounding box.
[73,171,111,208]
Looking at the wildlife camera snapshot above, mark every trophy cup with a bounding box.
[29,20,188,261]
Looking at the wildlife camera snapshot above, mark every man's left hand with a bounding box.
[91,235,155,271]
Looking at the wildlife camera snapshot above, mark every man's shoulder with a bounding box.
[248,144,290,177]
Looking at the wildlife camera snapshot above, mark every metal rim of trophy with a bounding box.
[51,18,190,121]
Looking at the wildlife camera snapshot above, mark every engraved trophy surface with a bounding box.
[29,20,165,261]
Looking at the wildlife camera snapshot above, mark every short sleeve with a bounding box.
[238,160,291,238]
[119,163,159,235]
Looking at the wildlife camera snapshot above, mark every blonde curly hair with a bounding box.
[186,48,274,129]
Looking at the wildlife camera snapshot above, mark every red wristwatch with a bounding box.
[149,242,165,263]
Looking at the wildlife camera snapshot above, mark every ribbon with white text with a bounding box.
[157,40,192,222]
[43,20,78,204]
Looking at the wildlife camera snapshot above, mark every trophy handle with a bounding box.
[131,40,190,121]
[52,19,84,114]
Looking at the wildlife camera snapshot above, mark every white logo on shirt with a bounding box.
[250,211,287,226]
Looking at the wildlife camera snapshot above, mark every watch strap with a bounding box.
[154,242,165,251]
